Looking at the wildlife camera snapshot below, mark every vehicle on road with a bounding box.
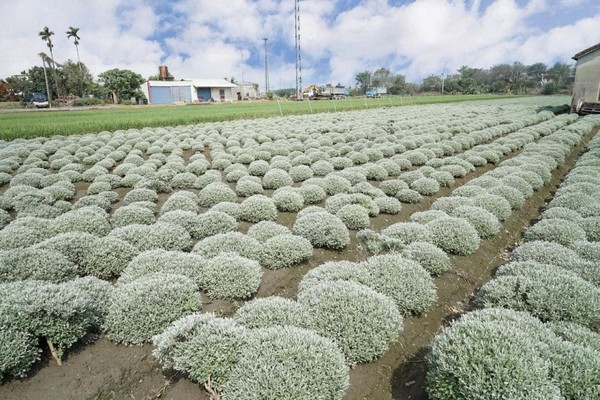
[23,92,49,108]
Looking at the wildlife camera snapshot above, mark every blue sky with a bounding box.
[1,0,599,90]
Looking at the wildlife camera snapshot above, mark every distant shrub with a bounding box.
[152,313,247,390]
[111,205,156,227]
[297,280,403,364]
[235,176,264,197]
[402,241,452,276]
[262,168,293,190]
[382,222,432,246]
[73,194,112,212]
[293,212,350,249]
[193,232,262,261]
[234,297,313,330]
[210,201,241,220]
[119,249,206,287]
[202,253,262,299]
[247,221,291,242]
[198,182,236,208]
[324,175,352,195]
[379,180,409,197]
[221,326,349,400]
[471,194,512,221]
[431,196,474,213]
[52,206,111,236]
[239,194,278,223]
[106,273,200,344]
[430,170,455,187]
[108,223,191,252]
[248,160,270,176]
[449,205,501,239]
[477,264,600,326]
[160,191,199,215]
[273,188,304,212]
[336,204,370,230]
[395,188,422,203]
[288,165,314,182]
[427,216,480,255]
[0,248,77,283]
[260,234,313,269]
[410,177,440,196]
[524,218,587,247]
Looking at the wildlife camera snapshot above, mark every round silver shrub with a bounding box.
[233,296,313,329]
[246,221,291,242]
[382,222,432,246]
[379,179,409,196]
[410,177,440,196]
[402,241,452,276]
[0,326,40,381]
[395,188,422,203]
[193,232,262,261]
[111,205,156,227]
[273,188,304,212]
[427,308,566,400]
[52,206,112,236]
[297,280,403,364]
[260,234,313,269]
[0,248,77,283]
[477,263,600,326]
[292,212,350,249]
[288,165,314,182]
[336,204,371,230]
[262,168,293,190]
[160,191,199,215]
[235,176,264,197]
[427,216,480,256]
[202,253,262,299]
[358,254,437,315]
[152,313,247,390]
[580,217,600,241]
[541,206,582,222]
[449,205,501,239]
[524,218,587,247]
[297,183,327,205]
[119,249,206,287]
[198,182,236,208]
[239,194,278,223]
[471,193,512,221]
[79,236,139,279]
[106,273,200,344]
[221,326,349,400]
[409,210,448,224]
[108,223,191,252]
[324,175,352,195]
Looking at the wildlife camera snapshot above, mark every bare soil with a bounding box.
[1,126,595,400]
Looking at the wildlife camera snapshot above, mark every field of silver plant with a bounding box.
[0,96,598,400]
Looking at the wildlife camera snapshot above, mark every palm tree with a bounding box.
[39,26,60,97]
[38,52,52,107]
[66,26,82,72]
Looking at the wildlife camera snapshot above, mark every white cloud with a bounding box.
[0,0,598,89]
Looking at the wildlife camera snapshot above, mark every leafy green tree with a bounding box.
[527,63,546,87]
[547,62,573,88]
[388,74,406,95]
[62,60,93,97]
[97,69,146,104]
[355,71,372,93]
[372,68,392,88]
[421,75,442,92]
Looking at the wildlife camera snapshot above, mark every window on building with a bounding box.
[219,89,225,100]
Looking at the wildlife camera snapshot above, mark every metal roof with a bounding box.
[147,79,237,88]
[572,43,600,60]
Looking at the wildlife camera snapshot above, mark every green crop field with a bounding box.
[0,94,514,140]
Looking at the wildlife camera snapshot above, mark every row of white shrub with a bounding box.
[426,114,600,400]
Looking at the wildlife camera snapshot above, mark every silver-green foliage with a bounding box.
[402,241,451,276]
[52,206,111,236]
[233,296,314,330]
[524,218,587,247]
[297,280,403,364]
[292,212,350,249]
[427,217,480,255]
[336,204,371,230]
[106,273,200,344]
[221,326,349,400]
[0,248,78,283]
[260,234,313,269]
[239,195,278,223]
[111,205,156,227]
[193,232,262,261]
[202,253,262,299]
[152,313,247,390]
[246,221,291,243]
[79,236,139,279]
[448,205,501,239]
[426,307,600,400]
[119,249,206,287]
[108,223,191,252]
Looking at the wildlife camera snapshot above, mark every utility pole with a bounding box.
[263,37,269,95]
[295,0,302,99]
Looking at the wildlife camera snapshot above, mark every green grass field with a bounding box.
[0,94,514,140]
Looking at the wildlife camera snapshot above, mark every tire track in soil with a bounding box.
[345,126,599,400]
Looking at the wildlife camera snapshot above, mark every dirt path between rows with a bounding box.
[1,125,595,400]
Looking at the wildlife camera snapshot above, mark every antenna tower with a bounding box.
[295,0,302,99]
[263,37,269,94]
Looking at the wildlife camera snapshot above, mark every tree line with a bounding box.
[355,61,574,96]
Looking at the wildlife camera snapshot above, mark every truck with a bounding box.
[303,84,349,100]
[22,92,49,108]
[365,86,387,98]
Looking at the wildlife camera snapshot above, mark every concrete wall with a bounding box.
[573,50,600,105]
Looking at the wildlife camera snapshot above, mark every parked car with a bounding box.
[23,92,49,108]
